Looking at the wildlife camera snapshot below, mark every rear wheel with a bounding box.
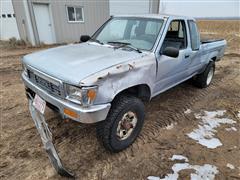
[96,94,145,152]
[193,61,215,88]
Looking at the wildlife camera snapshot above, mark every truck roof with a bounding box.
[113,14,196,21]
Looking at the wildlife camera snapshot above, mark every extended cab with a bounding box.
[21,14,226,176]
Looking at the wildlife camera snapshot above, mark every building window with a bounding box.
[7,14,12,18]
[67,6,84,22]
[13,14,15,18]
[2,14,6,18]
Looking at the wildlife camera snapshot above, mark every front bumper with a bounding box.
[22,73,111,123]
[28,98,74,177]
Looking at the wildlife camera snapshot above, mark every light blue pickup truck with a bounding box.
[22,14,226,176]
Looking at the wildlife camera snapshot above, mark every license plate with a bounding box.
[33,94,46,114]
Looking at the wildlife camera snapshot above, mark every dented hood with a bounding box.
[23,42,145,85]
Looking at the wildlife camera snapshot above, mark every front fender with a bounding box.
[80,54,156,104]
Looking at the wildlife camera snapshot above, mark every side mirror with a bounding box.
[162,47,179,58]
[80,35,91,42]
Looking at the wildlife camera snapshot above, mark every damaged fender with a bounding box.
[80,53,157,104]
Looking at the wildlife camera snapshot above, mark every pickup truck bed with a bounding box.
[200,39,226,62]
[201,38,224,44]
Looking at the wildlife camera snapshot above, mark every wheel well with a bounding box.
[114,84,151,102]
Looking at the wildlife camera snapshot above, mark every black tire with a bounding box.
[96,94,145,153]
[193,61,215,88]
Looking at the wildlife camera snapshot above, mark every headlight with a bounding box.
[65,84,98,106]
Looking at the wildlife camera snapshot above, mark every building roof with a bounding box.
[113,14,195,20]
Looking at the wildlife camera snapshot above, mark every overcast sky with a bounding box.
[110,0,239,18]
[160,0,240,18]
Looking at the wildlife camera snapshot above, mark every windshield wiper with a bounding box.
[107,41,142,53]
[107,41,130,45]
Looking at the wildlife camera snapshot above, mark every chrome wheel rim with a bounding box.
[116,111,138,140]
[206,67,214,85]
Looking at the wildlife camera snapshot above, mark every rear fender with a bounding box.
[198,60,215,74]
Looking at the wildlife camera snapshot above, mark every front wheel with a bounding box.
[96,95,145,152]
[193,61,215,88]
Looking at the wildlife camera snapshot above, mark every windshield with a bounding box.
[93,17,164,51]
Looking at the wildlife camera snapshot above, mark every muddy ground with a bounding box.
[0,21,240,180]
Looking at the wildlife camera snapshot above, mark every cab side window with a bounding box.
[162,20,187,51]
[188,20,200,50]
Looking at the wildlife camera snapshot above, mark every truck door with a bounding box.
[154,19,191,93]
[186,20,201,76]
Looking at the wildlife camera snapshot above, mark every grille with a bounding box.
[28,70,63,97]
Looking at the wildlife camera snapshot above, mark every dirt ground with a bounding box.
[0,20,239,180]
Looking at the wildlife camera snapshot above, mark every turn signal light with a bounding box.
[87,89,97,100]
[64,108,78,119]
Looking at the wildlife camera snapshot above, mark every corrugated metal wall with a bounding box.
[46,0,109,43]
[109,0,159,15]
[13,0,109,45]
[12,0,33,44]
[109,0,150,15]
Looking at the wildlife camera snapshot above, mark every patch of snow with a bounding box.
[187,110,236,149]
[238,111,240,118]
[227,163,235,170]
[225,127,237,131]
[184,109,192,114]
[148,155,219,180]
[148,163,218,180]
[166,163,189,180]
[170,155,189,162]
[189,164,219,180]
[148,176,161,180]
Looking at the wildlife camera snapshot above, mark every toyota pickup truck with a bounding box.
[21,14,226,177]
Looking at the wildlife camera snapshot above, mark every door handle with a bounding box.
[185,54,190,59]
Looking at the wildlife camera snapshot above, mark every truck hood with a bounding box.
[23,42,145,85]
